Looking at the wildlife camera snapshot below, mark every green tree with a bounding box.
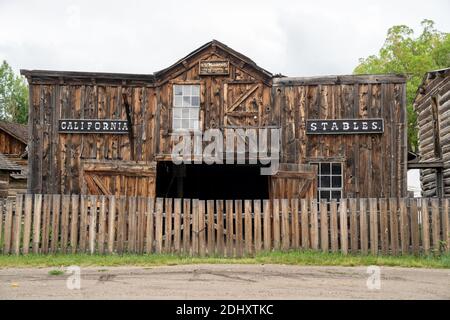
[354,19,450,151]
[0,60,29,124]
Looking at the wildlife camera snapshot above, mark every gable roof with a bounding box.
[0,120,28,144]
[414,67,450,105]
[154,39,273,80]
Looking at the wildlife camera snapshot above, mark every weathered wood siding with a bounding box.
[0,131,26,155]
[414,69,450,197]
[274,77,407,198]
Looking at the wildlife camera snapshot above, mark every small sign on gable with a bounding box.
[199,60,229,76]
[306,119,384,134]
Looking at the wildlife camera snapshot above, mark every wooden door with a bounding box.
[223,83,262,127]
[269,164,317,199]
[81,160,156,197]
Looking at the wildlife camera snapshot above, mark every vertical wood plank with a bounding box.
[0,200,3,254]
[409,198,420,255]
[70,195,79,254]
[3,199,13,254]
[330,199,338,253]
[320,199,329,252]
[145,198,154,254]
[198,200,206,257]
[107,195,116,254]
[50,194,61,253]
[291,199,300,249]
[116,196,126,254]
[173,198,182,253]
[164,198,173,253]
[349,198,358,254]
[155,198,164,254]
[245,200,253,255]
[389,198,399,255]
[235,200,243,257]
[359,198,368,255]
[421,198,430,255]
[281,199,290,251]
[127,197,137,253]
[443,199,449,254]
[272,199,280,251]
[183,199,191,255]
[22,194,33,255]
[60,195,70,254]
[226,199,234,257]
[431,198,441,253]
[207,200,215,255]
[191,199,199,256]
[263,200,271,251]
[89,199,97,255]
[310,199,319,250]
[379,198,389,255]
[301,199,309,249]
[12,195,23,255]
[399,198,409,255]
[41,194,52,254]
[254,200,262,253]
[369,198,378,255]
[98,196,106,254]
[216,200,224,256]
[339,199,348,255]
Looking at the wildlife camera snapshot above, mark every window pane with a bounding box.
[320,190,330,200]
[183,96,191,107]
[192,85,200,96]
[182,119,189,129]
[190,108,199,119]
[182,108,190,118]
[174,85,182,96]
[173,119,181,129]
[190,120,199,130]
[321,163,331,175]
[191,96,200,107]
[332,176,342,188]
[173,108,182,119]
[332,163,342,175]
[182,85,191,96]
[321,176,330,188]
[331,190,341,200]
[174,96,182,107]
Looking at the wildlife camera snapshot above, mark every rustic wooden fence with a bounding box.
[0,194,449,256]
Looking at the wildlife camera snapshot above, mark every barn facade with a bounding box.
[413,67,450,197]
[21,40,408,200]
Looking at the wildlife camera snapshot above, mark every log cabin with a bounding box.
[413,67,450,197]
[20,40,408,200]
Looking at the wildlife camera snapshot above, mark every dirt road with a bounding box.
[0,264,448,299]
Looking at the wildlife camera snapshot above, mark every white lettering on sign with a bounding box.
[58,119,130,134]
[306,119,384,134]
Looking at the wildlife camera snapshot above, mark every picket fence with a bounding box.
[0,194,449,256]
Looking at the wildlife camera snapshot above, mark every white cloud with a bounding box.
[0,0,449,76]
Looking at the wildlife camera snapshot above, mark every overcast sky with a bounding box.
[0,0,449,77]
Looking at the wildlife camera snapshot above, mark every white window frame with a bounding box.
[172,84,200,131]
[311,162,343,200]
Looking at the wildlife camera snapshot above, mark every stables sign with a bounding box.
[58,119,129,134]
[306,119,384,135]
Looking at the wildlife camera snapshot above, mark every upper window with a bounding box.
[311,162,343,201]
[173,85,200,131]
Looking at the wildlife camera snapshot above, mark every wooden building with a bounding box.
[20,40,407,199]
[413,67,450,197]
[0,120,28,156]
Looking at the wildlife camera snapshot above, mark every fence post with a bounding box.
[389,198,399,255]
[330,199,338,253]
[155,198,164,254]
[359,198,368,255]
[244,200,253,255]
[263,200,271,252]
[369,198,378,255]
[50,194,61,254]
[349,198,358,254]
[281,199,290,251]
[379,198,389,255]
[70,194,79,254]
[216,200,225,256]
[226,199,234,257]
[310,199,319,250]
[443,199,449,253]
[301,199,309,249]
[207,200,215,256]
[421,198,430,255]
[108,195,116,254]
[22,194,33,255]
[3,199,13,254]
[254,200,262,253]
[431,198,441,253]
[12,195,23,255]
[339,198,348,255]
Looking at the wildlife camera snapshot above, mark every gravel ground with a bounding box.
[0,264,449,299]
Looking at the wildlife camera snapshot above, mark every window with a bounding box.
[311,162,343,200]
[173,84,200,130]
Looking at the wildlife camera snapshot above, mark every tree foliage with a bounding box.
[354,19,450,151]
[0,60,29,124]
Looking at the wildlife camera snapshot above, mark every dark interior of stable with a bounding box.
[156,162,270,200]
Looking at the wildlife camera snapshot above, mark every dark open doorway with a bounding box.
[156,162,269,200]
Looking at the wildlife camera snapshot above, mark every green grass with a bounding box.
[48,269,65,276]
[0,250,448,269]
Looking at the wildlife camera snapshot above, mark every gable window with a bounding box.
[311,162,343,200]
[173,84,200,131]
